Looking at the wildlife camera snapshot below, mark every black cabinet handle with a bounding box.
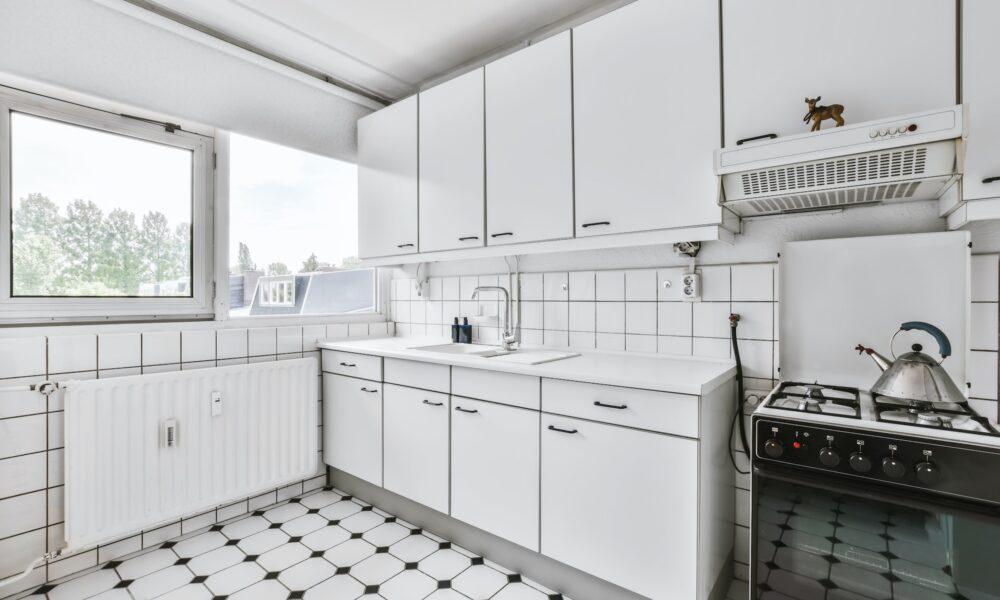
[422,399,444,407]
[736,133,778,146]
[397,243,414,248]
[360,387,379,394]
[593,401,628,410]
[339,362,356,367]
[984,176,1000,184]
[491,232,513,238]
[458,236,479,242]
[548,425,578,434]
[581,221,610,228]
[455,406,479,413]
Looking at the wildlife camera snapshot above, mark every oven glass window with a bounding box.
[755,477,1000,600]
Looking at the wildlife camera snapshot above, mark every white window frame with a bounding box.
[0,87,215,323]
[259,276,296,307]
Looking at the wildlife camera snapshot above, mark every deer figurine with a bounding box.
[803,97,845,131]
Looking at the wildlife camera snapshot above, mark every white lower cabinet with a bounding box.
[541,414,699,600]
[323,373,382,486]
[383,384,450,513]
[451,397,540,551]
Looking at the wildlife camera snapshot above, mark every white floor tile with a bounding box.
[222,515,270,540]
[351,553,405,586]
[205,561,265,596]
[158,583,212,600]
[256,541,311,573]
[451,564,507,598]
[303,573,365,599]
[379,569,437,600]
[340,510,387,533]
[127,564,191,599]
[493,582,549,599]
[263,502,307,523]
[319,500,363,521]
[387,535,439,563]
[230,578,292,600]
[363,523,410,547]
[277,556,337,591]
[116,548,177,581]
[47,567,119,600]
[238,528,291,555]
[173,531,227,559]
[417,549,471,581]
[281,513,328,537]
[187,545,245,576]
[301,525,351,551]
[324,539,377,567]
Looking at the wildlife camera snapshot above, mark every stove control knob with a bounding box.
[764,438,785,458]
[915,461,941,485]
[819,447,841,467]
[849,452,872,473]
[882,456,906,479]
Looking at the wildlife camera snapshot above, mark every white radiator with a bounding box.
[63,358,319,551]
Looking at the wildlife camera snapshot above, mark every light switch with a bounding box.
[211,391,223,416]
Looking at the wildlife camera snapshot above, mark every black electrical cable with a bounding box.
[729,314,751,474]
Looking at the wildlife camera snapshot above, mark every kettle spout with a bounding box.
[855,344,893,372]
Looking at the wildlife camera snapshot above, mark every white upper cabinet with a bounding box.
[485,31,573,245]
[357,96,418,259]
[723,0,956,148]
[962,0,1000,202]
[573,0,722,237]
[419,68,485,252]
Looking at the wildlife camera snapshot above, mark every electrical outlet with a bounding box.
[682,272,701,301]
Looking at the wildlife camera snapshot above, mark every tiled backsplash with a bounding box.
[0,320,391,597]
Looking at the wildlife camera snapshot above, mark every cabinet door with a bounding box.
[383,384,450,513]
[323,374,382,486]
[723,0,956,147]
[451,397,539,550]
[419,69,485,252]
[541,414,698,600]
[485,31,573,245]
[357,96,418,258]
[963,0,1000,201]
[573,0,722,237]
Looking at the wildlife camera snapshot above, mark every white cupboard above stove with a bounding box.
[721,0,956,148]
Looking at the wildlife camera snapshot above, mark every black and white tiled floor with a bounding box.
[25,488,571,600]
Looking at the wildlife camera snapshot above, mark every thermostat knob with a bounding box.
[882,456,906,479]
[849,452,872,473]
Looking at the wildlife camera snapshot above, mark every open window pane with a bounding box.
[228,133,375,316]
[10,112,193,297]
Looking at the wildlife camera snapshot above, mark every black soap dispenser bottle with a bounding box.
[459,317,472,343]
[451,317,461,343]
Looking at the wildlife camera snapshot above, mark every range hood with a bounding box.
[714,106,965,217]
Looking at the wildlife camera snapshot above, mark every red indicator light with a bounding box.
[792,441,802,449]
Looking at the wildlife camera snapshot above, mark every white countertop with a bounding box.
[317,336,736,396]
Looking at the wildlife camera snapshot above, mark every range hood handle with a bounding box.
[736,133,778,146]
[900,321,952,359]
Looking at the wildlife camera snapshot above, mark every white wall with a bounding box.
[0,0,374,161]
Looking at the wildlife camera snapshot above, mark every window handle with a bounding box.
[491,232,513,238]
[455,406,478,413]
[360,387,379,394]
[593,401,628,410]
[548,425,578,434]
[984,176,1000,184]
[339,362,356,367]
[736,133,778,145]
[458,236,479,242]
[397,243,414,248]
[581,221,610,228]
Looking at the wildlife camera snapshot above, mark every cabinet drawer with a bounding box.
[322,350,382,381]
[323,374,382,486]
[384,358,450,393]
[452,367,539,410]
[542,379,698,438]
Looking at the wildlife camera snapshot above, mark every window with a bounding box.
[227,133,376,317]
[0,88,214,322]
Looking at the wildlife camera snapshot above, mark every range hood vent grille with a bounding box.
[745,181,924,215]
[739,147,928,197]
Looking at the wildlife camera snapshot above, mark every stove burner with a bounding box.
[766,381,861,419]
[874,395,1000,436]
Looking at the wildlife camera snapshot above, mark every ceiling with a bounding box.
[142,0,618,103]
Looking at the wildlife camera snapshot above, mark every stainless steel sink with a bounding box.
[409,343,578,365]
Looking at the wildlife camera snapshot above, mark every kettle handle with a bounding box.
[899,321,952,359]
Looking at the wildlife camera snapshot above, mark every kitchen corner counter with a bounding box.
[317,336,736,396]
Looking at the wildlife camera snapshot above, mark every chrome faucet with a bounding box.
[471,286,517,351]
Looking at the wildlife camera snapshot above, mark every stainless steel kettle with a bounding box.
[855,321,966,405]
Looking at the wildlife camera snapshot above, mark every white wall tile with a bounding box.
[48,412,63,449]
[302,325,326,351]
[144,363,181,374]
[370,322,390,337]
[47,548,97,580]
[595,302,625,334]
[968,350,998,400]
[394,278,411,301]
[98,535,142,563]
[595,270,625,301]
[48,449,63,487]
[568,332,595,349]
[738,340,774,380]
[0,415,46,459]
[0,376,46,419]
[595,333,625,351]
[0,337,46,379]
[277,326,303,354]
[182,361,216,370]
[0,529,45,580]
[693,302,732,338]
[425,301,443,325]
[657,268,688,302]
[970,303,998,351]
[48,335,97,374]
[142,332,180,366]
[519,302,543,330]
[543,272,568,301]
[97,333,141,370]
[657,303,693,337]
[348,323,369,337]
[568,271,596,301]
[426,277,443,301]
[248,327,277,356]
[625,269,657,301]
[0,490,46,539]
[543,301,568,331]
[625,302,657,335]
[99,367,142,379]
[442,277,461,301]
[693,337,730,358]
[972,255,999,302]
[568,302,596,332]
[0,452,46,499]
[657,336,691,356]
[520,329,543,347]
[732,302,774,341]
[181,330,216,363]
[731,264,774,301]
[442,302,461,326]
[47,486,63,524]
[325,324,349,339]
[625,334,657,353]
[700,266,731,301]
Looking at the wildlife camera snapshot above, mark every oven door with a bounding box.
[752,464,1000,600]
